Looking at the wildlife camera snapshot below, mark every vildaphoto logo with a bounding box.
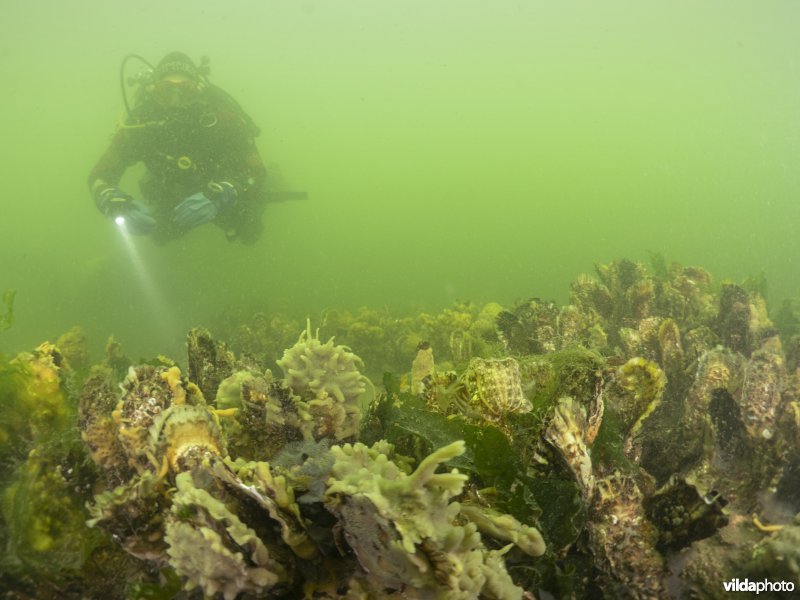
[723,578,795,594]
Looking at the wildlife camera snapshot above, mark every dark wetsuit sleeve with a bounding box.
[234,143,268,244]
[88,128,139,209]
[215,115,268,244]
[213,112,266,194]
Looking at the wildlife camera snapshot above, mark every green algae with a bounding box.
[0,290,14,334]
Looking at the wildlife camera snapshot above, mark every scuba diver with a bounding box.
[88,52,271,244]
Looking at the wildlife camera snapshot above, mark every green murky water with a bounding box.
[2,0,798,359]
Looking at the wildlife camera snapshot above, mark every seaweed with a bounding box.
[741,271,769,301]
[0,289,15,333]
[590,406,636,473]
[1,439,105,586]
[648,251,669,280]
[527,347,605,412]
[365,372,587,580]
[362,373,477,471]
[773,298,800,339]
[124,568,184,600]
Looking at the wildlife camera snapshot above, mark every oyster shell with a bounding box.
[461,357,532,420]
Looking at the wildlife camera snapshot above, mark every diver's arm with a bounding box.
[87,128,156,234]
[212,122,268,243]
[88,128,137,213]
[216,129,267,198]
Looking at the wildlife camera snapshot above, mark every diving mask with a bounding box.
[151,75,200,107]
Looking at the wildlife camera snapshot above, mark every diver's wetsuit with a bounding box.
[88,87,267,243]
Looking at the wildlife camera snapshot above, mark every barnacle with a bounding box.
[112,365,184,470]
[111,365,206,472]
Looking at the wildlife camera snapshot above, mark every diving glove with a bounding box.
[97,187,157,235]
[96,186,134,216]
[173,181,237,229]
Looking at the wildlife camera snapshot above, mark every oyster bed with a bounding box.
[1,258,799,599]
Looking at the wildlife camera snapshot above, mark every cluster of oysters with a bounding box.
[80,326,544,599]
[408,260,800,598]
[2,258,798,599]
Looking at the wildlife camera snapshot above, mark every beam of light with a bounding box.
[114,219,178,348]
